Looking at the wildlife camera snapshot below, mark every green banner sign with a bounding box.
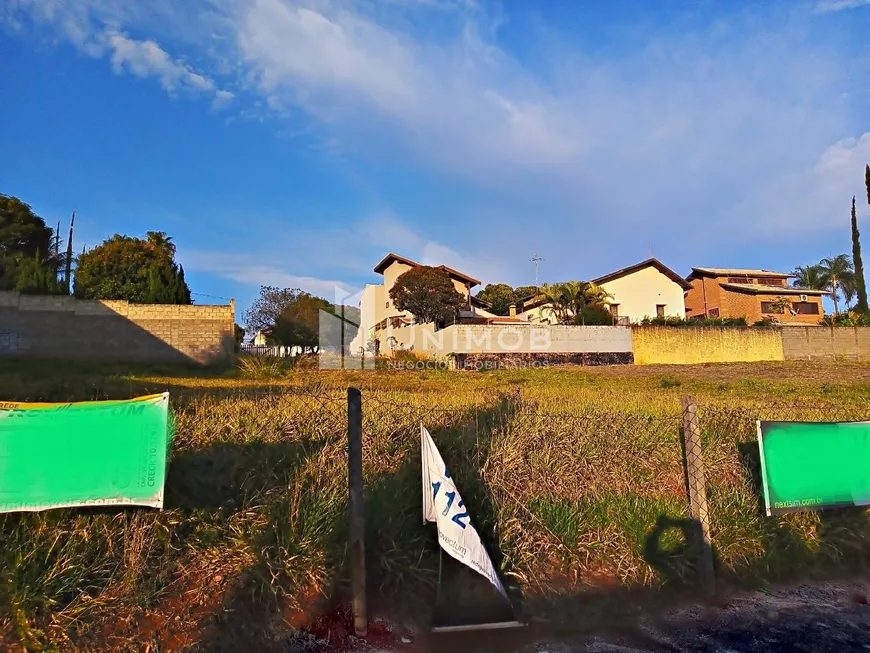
[0,393,172,513]
[757,420,870,516]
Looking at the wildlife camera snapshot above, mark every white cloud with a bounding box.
[103,31,219,95]
[2,2,233,103]
[815,0,870,12]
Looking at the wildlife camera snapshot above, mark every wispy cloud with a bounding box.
[104,31,233,101]
[3,1,233,104]
[815,0,870,12]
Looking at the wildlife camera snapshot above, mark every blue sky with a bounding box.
[3,0,870,320]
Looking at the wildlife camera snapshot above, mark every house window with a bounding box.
[609,304,620,318]
[760,301,784,314]
[793,301,819,315]
[727,276,751,283]
[656,304,666,318]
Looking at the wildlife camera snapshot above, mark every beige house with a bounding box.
[518,258,690,325]
[350,253,502,354]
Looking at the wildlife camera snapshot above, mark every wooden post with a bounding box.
[347,388,367,636]
[681,395,715,596]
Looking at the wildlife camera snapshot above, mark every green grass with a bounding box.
[1,358,870,649]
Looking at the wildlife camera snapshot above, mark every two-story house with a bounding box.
[684,267,828,324]
[350,253,499,353]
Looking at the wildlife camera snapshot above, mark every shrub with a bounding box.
[237,354,288,378]
[639,316,748,327]
[570,305,613,325]
[821,311,870,327]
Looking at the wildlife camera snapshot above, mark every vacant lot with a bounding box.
[1,358,869,651]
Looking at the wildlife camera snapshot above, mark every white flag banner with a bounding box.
[421,424,507,598]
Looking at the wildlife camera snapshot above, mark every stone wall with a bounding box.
[454,352,633,370]
[0,291,235,364]
[781,327,870,361]
[631,327,785,365]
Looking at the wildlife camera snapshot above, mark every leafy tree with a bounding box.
[475,283,545,315]
[817,254,856,316]
[234,324,245,345]
[389,266,465,325]
[476,283,516,315]
[0,194,53,290]
[244,286,304,335]
[791,265,827,291]
[856,193,869,313]
[513,285,539,302]
[271,294,332,351]
[74,232,191,304]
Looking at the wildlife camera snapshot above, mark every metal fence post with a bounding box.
[347,387,367,636]
[681,395,715,596]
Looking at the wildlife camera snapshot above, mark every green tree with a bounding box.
[791,265,827,290]
[817,254,856,316]
[15,252,62,295]
[74,232,191,304]
[0,194,53,290]
[389,266,465,325]
[857,190,869,312]
[176,265,191,304]
[476,283,516,315]
[271,294,332,351]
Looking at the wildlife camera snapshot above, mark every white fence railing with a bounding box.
[240,344,301,357]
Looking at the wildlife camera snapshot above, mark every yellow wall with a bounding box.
[632,327,784,365]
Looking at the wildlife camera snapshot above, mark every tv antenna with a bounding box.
[530,254,544,288]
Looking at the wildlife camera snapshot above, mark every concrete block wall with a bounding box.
[376,323,633,357]
[0,291,235,364]
[781,327,870,361]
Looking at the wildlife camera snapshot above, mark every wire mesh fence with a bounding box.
[145,383,870,600]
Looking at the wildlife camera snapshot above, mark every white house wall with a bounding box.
[599,267,686,322]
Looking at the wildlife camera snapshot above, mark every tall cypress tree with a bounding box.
[857,178,870,313]
[176,265,191,304]
[147,265,162,303]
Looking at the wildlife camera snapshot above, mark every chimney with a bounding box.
[509,303,517,318]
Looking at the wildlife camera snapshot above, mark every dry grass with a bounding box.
[1,357,870,650]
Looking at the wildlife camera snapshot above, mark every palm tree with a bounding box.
[539,282,570,324]
[791,265,826,291]
[146,231,176,259]
[583,282,613,307]
[817,254,856,316]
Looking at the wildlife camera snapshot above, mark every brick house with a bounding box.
[684,267,828,324]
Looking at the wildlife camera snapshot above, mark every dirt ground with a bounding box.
[323,580,870,653]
